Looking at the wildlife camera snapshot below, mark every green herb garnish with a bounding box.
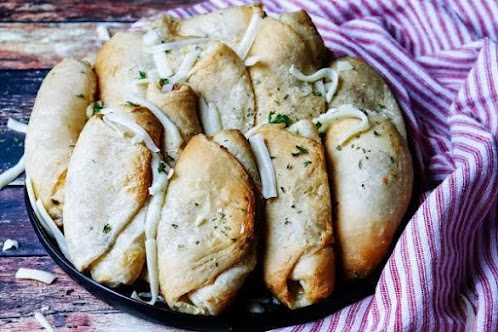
[292,145,308,157]
[158,162,166,173]
[125,101,138,107]
[373,130,381,136]
[76,94,84,98]
[336,145,342,151]
[268,111,291,126]
[103,224,111,233]
[303,160,312,167]
[138,70,147,79]
[93,101,103,115]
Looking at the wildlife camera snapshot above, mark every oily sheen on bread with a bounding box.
[254,124,335,309]
[157,134,256,315]
[25,58,96,223]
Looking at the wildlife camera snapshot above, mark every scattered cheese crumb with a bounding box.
[2,239,19,252]
[34,311,55,332]
[15,268,56,285]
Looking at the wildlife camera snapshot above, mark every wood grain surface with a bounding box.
[0,1,201,331]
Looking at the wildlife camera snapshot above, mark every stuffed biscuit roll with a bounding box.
[157,134,256,315]
[324,114,413,279]
[64,107,162,276]
[189,42,256,134]
[248,12,327,125]
[254,124,335,309]
[322,57,413,279]
[25,58,96,222]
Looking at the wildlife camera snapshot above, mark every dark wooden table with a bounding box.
[0,2,200,331]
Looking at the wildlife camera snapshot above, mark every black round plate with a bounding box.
[25,189,376,331]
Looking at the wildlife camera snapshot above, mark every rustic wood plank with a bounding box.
[0,187,45,257]
[0,23,129,70]
[0,0,201,23]
[0,256,182,331]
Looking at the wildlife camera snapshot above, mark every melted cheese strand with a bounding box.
[126,96,184,158]
[34,312,55,332]
[236,11,263,60]
[104,112,160,152]
[244,56,261,67]
[0,155,24,190]
[249,134,277,199]
[314,80,326,99]
[161,50,201,92]
[147,38,208,54]
[289,65,339,103]
[26,176,44,224]
[144,153,173,306]
[16,268,56,285]
[199,96,222,135]
[145,239,160,305]
[312,104,370,145]
[36,199,72,261]
[336,60,354,72]
[144,30,173,78]
[7,117,28,133]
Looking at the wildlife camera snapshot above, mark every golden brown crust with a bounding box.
[324,116,413,279]
[157,134,256,315]
[95,32,153,107]
[25,58,97,221]
[280,10,329,68]
[330,57,407,140]
[255,125,334,308]
[248,17,326,125]
[64,108,161,272]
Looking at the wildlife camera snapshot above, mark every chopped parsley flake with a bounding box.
[159,77,169,85]
[378,103,386,109]
[194,202,199,207]
[103,224,112,233]
[283,94,289,100]
[158,162,166,173]
[336,145,342,151]
[303,160,312,167]
[316,121,322,129]
[93,101,103,115]
[76,94,84,98]
[292,145,308,157]
[359,160,363,169]
[171,224,178,229]
[286,164,293,170]
[125,101,138,107]
[280,186,286,193]
[268,111,291,126]
[284,218,290,225]
[373,130,381,136]
[138,70,147,80]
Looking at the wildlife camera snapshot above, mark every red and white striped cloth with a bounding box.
[134,0,498,330]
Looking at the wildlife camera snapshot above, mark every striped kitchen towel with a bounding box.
[135,0,498,331]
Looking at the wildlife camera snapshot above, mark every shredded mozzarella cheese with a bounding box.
[125,96,184,158]
[199,96,222,135]
[96,24,111,41]
[103,112,160,152]
[244,56,261,67]
[16,268,56,284]
[0,155,24,191]
[153,52,173,78]
[2,239,19,251]
[34,312,55,332]
[244,123,266,139]
[289,65,339,103]
[143,30,162,46]
[161,50,201,92]
[236,11,263,60]
[147,38,208,54]
[36,199,72,261]
[249,134,277,199]
[312,104,370,145]
[145,239,160,305]
[336,60,354,72]
[7,117,28,133]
